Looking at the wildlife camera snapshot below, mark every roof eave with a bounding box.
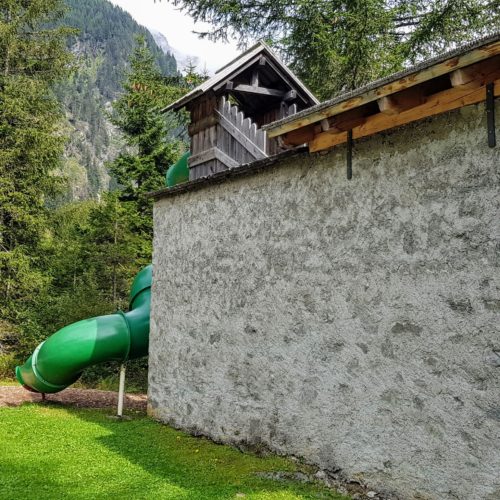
[265,32,500,138]
[162,40,319,113]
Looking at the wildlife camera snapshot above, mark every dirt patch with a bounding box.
[0,385,147,412]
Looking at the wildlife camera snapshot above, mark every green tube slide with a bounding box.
[166,151,190,187]
[15,265,152,394]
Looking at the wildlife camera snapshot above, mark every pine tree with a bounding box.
[170,0,499,99]
[0,0,74,321]
[108,36,186,231]
[83,192,148,310]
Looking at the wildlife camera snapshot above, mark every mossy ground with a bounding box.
[0,403,349,499]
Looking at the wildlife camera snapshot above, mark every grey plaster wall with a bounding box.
[149,102,500,500]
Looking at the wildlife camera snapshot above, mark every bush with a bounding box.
[0,354,17,380]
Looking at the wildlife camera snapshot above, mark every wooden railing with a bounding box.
[217,96,267,160]
[189,96,269,179]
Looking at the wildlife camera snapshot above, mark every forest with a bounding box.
[55,0,178,199]
[0,0,198,391]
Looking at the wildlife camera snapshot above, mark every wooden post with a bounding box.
[117,364,126,418]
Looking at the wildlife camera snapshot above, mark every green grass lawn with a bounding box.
[0,403,348,500]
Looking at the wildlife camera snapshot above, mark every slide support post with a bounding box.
[117,363,126,417]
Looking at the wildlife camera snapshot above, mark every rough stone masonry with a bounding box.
[149,102,500,500]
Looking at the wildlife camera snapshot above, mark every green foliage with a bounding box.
[171,0,499,99]
[108,36,186,226]
[52,0,179,201]
[76,357,148,394]
[0,23,188,390]
[0,3,188,392]
[0,353,16,379]
[0,405,349,499]
[61,0,177,100]
[84,192,150,306]
[0,0,75,83]
[55,57,112,196]
[7,196,150,389]
[0,0,73,324]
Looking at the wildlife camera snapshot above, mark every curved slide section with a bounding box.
[166,151,190,187]
[16,265,152,394]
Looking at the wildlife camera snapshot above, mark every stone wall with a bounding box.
[149,102,500,500]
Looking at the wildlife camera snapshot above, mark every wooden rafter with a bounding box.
[282,125,315,146]
[267,39,500,138]
[327,107,370,132]
[377,86,426,115]
[450,55,500,89]
[309,79,500,153]
[233,84,286,98]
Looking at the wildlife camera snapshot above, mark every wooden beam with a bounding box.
[214,147,240,169]
[213,55,265,92]
[320,119,330,132]
[255,55,316,106]
[450,55,500,89]
[189,147,239,169]
[233,84,285,98]
[284,89,297,101]
[377,86,426,115]
[251,70,259,87]
[309,79,500,153]
[288,103,298,116]
[282,125,316,146]
[309,130,347,151]
[189,148,218,167]
[329,107,369,132]
[268,39,500,138]
[226,81,234,91]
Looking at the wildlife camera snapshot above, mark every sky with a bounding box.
[108,0,240,73]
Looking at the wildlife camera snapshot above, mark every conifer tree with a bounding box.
[0,0,74,321]
[170,0,499,99]
[108,36,186,231]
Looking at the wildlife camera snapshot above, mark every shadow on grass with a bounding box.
[0,460,66,498]
[64,405,345,500]
[0,401,348,499]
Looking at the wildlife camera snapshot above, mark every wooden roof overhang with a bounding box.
[163,41,319,115]
[264,34,500,154]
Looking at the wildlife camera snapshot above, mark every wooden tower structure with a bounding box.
[164,42,318,180]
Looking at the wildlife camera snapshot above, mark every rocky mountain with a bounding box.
[149,29,194,72]
[55,0,178,201]
[150,29,173,56]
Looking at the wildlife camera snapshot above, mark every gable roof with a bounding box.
[163,41,319,112]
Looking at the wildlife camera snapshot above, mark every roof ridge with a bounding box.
[215,40,265,74]
[163,40,318,113]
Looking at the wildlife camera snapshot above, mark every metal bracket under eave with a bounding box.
[486,82,496,148]
[347,130,353,180]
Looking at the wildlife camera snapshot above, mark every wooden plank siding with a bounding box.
[188,96,272,180]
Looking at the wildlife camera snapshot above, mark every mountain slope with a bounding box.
[55,0,178,200]
[149,29,193,71]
